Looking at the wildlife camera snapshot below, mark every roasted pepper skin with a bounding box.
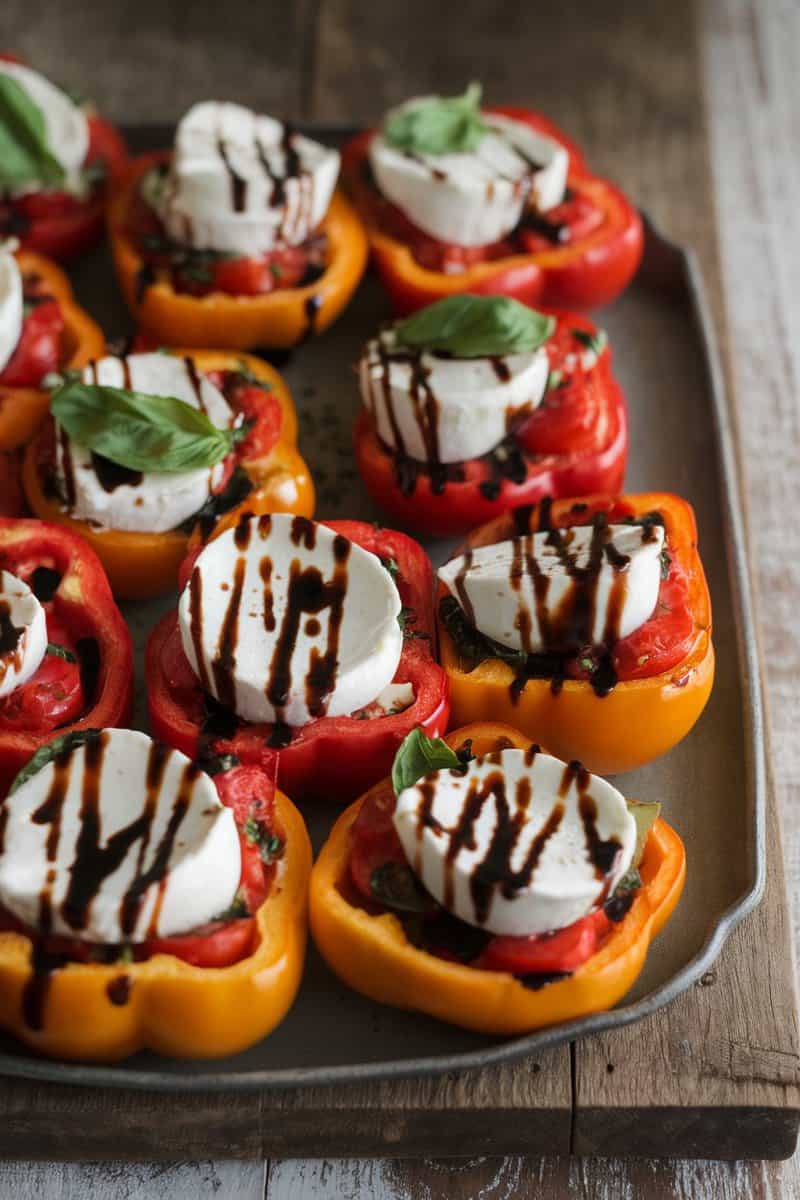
[310,722,685,1035]
[439,494,714,774]
[0,250,105,452]
[109,152,369,349]
[0,787,310,1061]
[341,108,644,315]
[0,519,133,795]
[21,351,314,599]
[146,521,450,803]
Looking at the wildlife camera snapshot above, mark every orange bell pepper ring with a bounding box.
[0,786,310,1061]
[310,722,685,1035]
[109,153,369,350]
[0,250,105,452]
[21,350,315,599]
[438,493,714,774]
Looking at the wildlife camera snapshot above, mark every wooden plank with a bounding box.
[2,0,318,122]
[0,1161,266,1200]
[0,1057,571,1160]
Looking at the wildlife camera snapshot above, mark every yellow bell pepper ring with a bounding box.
[0,788,311,1062]
[109,153,369,350]
[310,722,686,1035]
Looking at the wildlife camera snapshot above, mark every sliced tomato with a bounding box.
[0,621,84,733]
[349,785,407,902]
[0,295,64,388]
[209,372,284,460]
[478,907,610,975]
[143,918,256,968]
[518,192,605,255]
[612,560,695,679]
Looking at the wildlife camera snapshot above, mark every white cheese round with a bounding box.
[154,101,341,255]
[178,513,404,727]
[0,249,23,375]
[393,747,636,936]
[359,327,548,463]
[0,729,241,944]
[54,352,235,534]
[0,570,47,699]
[0,61,89,193]
[439,521,665,653]
[369,108,568,247]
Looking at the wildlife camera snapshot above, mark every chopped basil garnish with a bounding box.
[198,750,240,776]
[244,819,284,864]
[369,861,431,914]
[9,729,101,794]
[234,359,272,390]
[384,83,487,156]
[46,642,76,663]
[397,606,414,632]
[381,556,400,580]
[571,327,608,357]
[660,549,672,580]
[546,368,564,391]
[0,74,65,190]
[395,294,554,359]
[625,799,660,867]
[216,894,250,921]
[51,380,248,474]
[391,727,464,795]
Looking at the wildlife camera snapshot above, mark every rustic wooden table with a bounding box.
[1,0,799,1194]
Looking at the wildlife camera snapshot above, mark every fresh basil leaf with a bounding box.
[235,359,272,390]
[46,642,76,663]
[626,799,661,867]
[243,818,284,864]
[370,862,431,914]
[0,74,65,189]
[51,381,247,474]
[395,294,555,358]
[392,727,464,795]
[384,83,487,156]
[9,729,101,795]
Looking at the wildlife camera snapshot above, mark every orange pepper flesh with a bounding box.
[0,251,105,452]
[109,154,369,350]
[0,788,311,1062]
[310,723,686,1035]
[438,493,714,774]
[21,350,315,598]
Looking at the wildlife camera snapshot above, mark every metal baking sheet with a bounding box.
[0,126,765,1091]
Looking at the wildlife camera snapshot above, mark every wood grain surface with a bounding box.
[1,0,799,1194]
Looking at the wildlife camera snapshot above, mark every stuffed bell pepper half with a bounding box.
[342,84,643,314]
[437,493,714,773]
[22,349,314,597]
[311,723,685,1033]
[356,293,626,535]
[109,102,368,348]
[0,727,310,1060]
[147,512,450,802]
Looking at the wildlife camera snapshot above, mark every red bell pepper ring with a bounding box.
[341,106,643,314]
[0,519,133,795]
[0,53,128,262]
[355,312,628,537]
[146,520,450,802]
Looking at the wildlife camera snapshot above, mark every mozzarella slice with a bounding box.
[0,570,47,699]
[359,327,548,463]
[154,101,340,255]
[0,729,241,944]
[393,747,636,936]
[369,108,568,247]
[439,521,665,653]
[0,249,23,375]
[0,61,89,193]
[178,513,403,726]
[54,352,235,534]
